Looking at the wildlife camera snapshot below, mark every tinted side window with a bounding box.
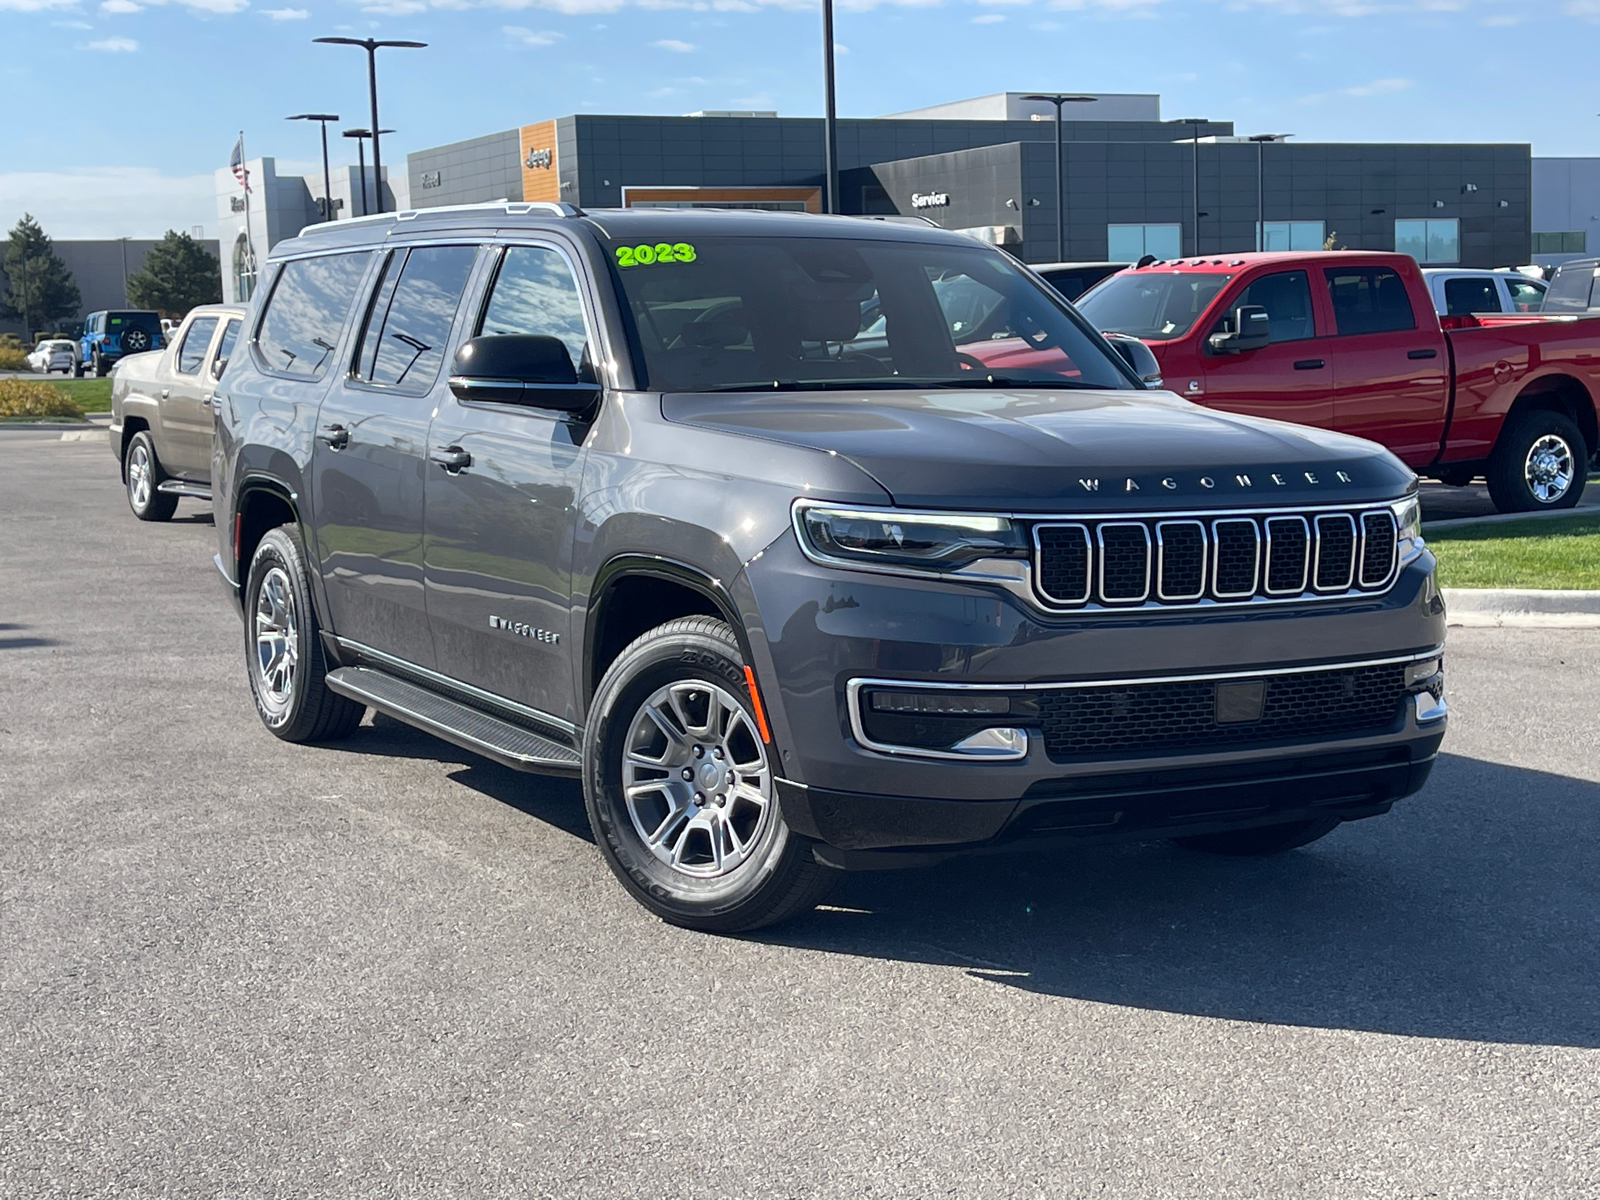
[355,245,478,389]
[1504,278,1545,312]
[1541,264,1596,314]
[1324,267,1416,335]
[256,252,371,379]
[1443,277,1500,315]
[177,316,220,374]
[1213,270,1315,343]
[478,246,592,379]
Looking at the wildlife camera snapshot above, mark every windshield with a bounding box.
[1076,270,1233,340]
[603,234,1133,392]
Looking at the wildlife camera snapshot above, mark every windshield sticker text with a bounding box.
[615,242,697,268]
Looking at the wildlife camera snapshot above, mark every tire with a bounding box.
[122,327,151,354]
[1486,410,1587,513]
[123,430,178,522]
[243,525,366,743]
[71,356,83,379]
[1173,816,1341,857]
[582,616,837,933]
[92,349,107,377]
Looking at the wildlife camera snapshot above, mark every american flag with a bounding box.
[230,134,250,192]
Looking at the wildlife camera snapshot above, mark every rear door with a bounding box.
[1322,263,1449,467]
[1198,268,1334,429]
[422,241,596,723]
[310,243,481,669]
[163,313,222,476]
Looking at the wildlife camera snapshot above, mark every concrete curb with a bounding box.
[1443,587,1600,629]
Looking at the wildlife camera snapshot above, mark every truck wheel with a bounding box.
[92,349,107,377]
[124,431,178,522]
[1173,816,1341,856]
[244,525,365,743]
[583,616,837,933]
[71,356,83,378]
[1487,410,1586,512]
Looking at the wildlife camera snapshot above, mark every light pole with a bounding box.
[288,113,341,221]
[1021,93,1097,262]
[313,37,426,215]
[821,0,838,214]
[342,128,392,217]
[1177,118,1210,256]
[1246,134,1291,251]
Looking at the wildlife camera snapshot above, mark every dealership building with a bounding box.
[401,92,1536,269]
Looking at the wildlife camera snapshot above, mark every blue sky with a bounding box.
[2,0,1599,237]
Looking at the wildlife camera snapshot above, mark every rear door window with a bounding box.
[354,245,479,389]
[1323,266,1417,335]
[177,316,220,374]
[1443,276,1501,315]
[1211,270,1316,342]
[1504,278,1546,312]
[214,319,241,374]
[255,252,372,379]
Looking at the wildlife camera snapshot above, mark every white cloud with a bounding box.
[0,0,79,9]
[1297,76,1413,103]
[654,36,695,49]
[973,10,1004,18]
[262,5,308,14]
[87,35,139,49]
[100,0,143,11]
[362,0,423,10]
[52,17,93,25]
[0,168,215,239]
[504,22,560,40]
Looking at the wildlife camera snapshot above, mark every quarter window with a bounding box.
[477,246,593,380]
[1324,266,1417,336]
[1213,270,1315,342]
[355,245,479,389]
[256,252,371,380]
[177,315,219,374]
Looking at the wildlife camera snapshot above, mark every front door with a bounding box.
[1322,264,1450,468]
[163,313,223,476]
[424,243,596,726]
[1198,268,1335,429]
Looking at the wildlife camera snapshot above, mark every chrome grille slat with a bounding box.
[1033,504,1402,612]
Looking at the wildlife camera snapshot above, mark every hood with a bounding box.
[662,387,1414,511]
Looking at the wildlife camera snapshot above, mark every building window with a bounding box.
[1256,221,1325,252]
[1395,218,1459,264]
[1107,224,1182,262]
[231,232,258,304]
[1532,231,1587,255]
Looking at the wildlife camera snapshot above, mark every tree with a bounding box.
[1,215,82,338]
[125,230,222,319]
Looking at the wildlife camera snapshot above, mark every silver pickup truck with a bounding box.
[108,304,245,521]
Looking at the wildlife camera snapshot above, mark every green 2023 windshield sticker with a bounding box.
[615,242,697,268]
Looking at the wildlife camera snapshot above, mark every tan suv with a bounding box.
[109,304,245,521]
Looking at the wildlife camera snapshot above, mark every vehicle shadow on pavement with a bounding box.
[765,753,1600,1049]
[0,624,60,650]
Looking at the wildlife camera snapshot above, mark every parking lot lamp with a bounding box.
[821,0,838,214]
[313,38,426,215]
[1021,94,1097,262]
[1247,134,1292,251]
[1177,118,1210,256]
[288,114,341,222]
[342,128,392,217]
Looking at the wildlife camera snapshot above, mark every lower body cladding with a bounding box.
[746,536,1448,868]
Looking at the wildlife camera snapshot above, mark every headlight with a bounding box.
[1392,494,1423,565]
[795,505,1028,572]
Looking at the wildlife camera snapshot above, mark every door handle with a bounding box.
[1293,359,1325,370]
[318,424,350,450]
[1408,348,1439,359]
[431,445,472,472]
[160,388,170,399]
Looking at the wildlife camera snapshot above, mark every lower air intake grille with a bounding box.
[1037,663,1408,760]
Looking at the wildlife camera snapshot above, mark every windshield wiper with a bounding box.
[926,376,1101,390]
[700,378,923,393]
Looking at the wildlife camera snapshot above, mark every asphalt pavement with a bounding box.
[3,434,1599,1199]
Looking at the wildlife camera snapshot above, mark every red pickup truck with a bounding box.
[1075,251,1599,512]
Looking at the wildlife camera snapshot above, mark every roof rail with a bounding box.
[291,200,583,241]
[848,214,939,228]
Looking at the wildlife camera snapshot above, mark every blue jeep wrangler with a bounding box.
[76,310,165,377]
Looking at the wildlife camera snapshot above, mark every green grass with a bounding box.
[1426,512,1600,590]
[46,378,112,410]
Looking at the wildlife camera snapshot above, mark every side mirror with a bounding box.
[1104,332,1163,388]
[447,335,600,411]
[1208,303,1272,354]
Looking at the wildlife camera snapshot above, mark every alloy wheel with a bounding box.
[1524,434,1574,504]
[253,566,299,710]
[127,443,152,510]
[620,679,773,879]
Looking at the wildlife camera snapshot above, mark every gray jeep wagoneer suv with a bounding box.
[213,204,1447,932]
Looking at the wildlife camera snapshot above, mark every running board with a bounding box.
[325,666,582,776]
[157,480,212,500]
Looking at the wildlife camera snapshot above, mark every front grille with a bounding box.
[1034,505,1399,610]
[1037,662,1409,761]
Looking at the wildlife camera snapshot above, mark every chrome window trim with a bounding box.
[1096,521,1151,604]
[1210,517,1261,600]
[1155,519,1207,602]
[1030,521,1091,606]
[1263,515,1311,597]
[1312,513,1357,593]
[1360,509,1400,588]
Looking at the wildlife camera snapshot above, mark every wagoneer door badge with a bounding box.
[489,615,560,644]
